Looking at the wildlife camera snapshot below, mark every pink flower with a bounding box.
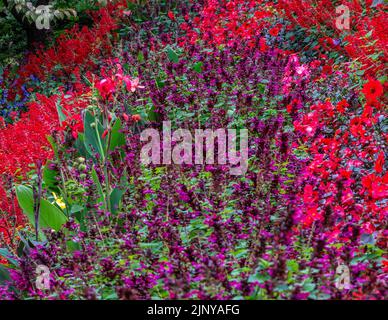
[296,65,309,77]
[114,71,145,93]
[127,78,145,92]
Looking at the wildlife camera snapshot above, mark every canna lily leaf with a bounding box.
[110,187,126,214]
[83,111,106,159]
[43,162,60,192]
[109,118,125,151]
[16,185,67,232]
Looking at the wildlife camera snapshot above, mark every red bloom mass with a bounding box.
[362,78,384,103]
[269,26,280,37]
[168,11,175,21]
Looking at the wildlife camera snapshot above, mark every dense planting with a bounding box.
[0,0,386,300]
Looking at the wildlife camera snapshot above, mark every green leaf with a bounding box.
[91,169,104,202]
[166,46,179,63]
[139,242,163,250]
[109,118,125,150]
[248,272,271,283]
[0,248,18,267]
[147,103,161,122]
[66,240,80,252]
[74,133,89,158]
[16,185,67,232]
[56,100,67,126]
[70,204,84,214]
[70,204,86,224]
[303,282,316,292]
[155,77,166,89]
[192,61,203,73]
[43,163,59,192]
[286,259,299,273]
[110,188,126,214]
[275,284,289,292]
[46,135,59,158]
[84,111,105,159]
[137,51,144,63]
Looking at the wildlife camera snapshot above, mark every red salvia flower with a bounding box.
[168,11,175,21]
[269,26,280,36]
[375,152,385,174]
[362,78,384,103]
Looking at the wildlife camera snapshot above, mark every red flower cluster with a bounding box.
[276,0,388,78]
[0,182,23,249]
[0,92,90,176]
[294,92,387,238]
[362,78,384,104]
[7,1,126,100]
[0,2,127,176]
[180,0,273,47]
[0,94,58,176]
[0,3,129,245]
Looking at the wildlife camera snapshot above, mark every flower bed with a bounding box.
[0,0,386,300]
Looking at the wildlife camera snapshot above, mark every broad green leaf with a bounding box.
[84,111,105,159]
[109,118,125,150]
[74,133,89,159]
[43,162,59,192]
[46,135,59,158]
[70,204,84,214]
[70,204,86,224]
[66,240,80,252]
[16,185,67,232]
[110,188,126,214]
